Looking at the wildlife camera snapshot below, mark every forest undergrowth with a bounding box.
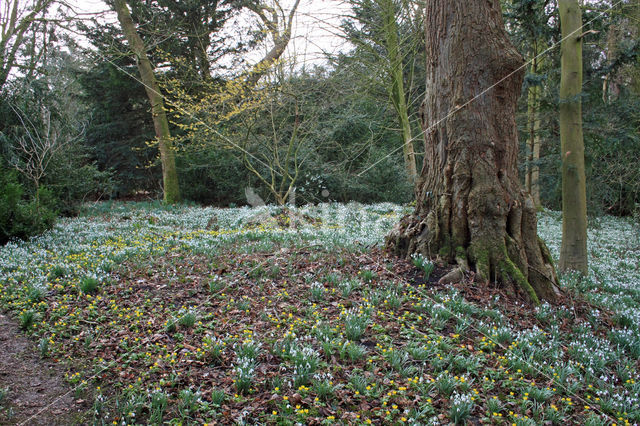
[0,202,638,425]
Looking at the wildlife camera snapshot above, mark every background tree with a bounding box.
[234,73,318,205]
[501,0,640,216]
[79,50,159,198]
[134,0,230,82]
[77,0,243,199]
[503,0,557,207]
[101,0,301,203]
[303,60,413,204]
[241,0,302,87]
[168,61,319,206]
[583,0,640,216]
[340,0,424,183]
[123,0,244,88]
[0,0,55,91]
[386,0,560,304]
[558,0,588,274]
[1,26,111,241]
[112,0,180,203]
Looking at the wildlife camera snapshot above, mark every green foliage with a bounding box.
[412,253,435,279]
[343,308,369,341]
[177,147,247,206]
[435,372,456,397]
[149,391,168,423]
[236,339,261,360]
[314,142,413,204]
[234,356,256,394]
[19,309,36,331]
[178,310,197,328]
[359,269,376,283]
[583,92,640,215]
[344,341,367,361]
[44,148,115,216]
[0,166,56,244]
[171,66,413,206]
[338,278,360,297]
[165,319,177,333]
[177,389,198,416]
[385,348,416,377]
[79,277,100,294]
[27,285,44,303]
[49,265,66,280]
[1,50,113,227]
[291,345,320,388]
[348,371,369,395]
[313,377,335,401]
[310,281,326,302]
[38,337,50,358]
[79,59,159,198]
[506,0,640,216]
[210,388,226,406]
[203,334,225,363]
[449,393,474,425]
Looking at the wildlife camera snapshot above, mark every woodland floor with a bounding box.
[0,313,87,425]
[0,202,638,424]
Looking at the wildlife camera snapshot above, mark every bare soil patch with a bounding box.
[0,313,88,425]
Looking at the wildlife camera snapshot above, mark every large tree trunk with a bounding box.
[114,0,181,204]
[386,0,560,304]
[558,0,588,275]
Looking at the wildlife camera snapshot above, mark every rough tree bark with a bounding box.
[114,0,181,204]
[385,0,560,304]
[558,0,588,275]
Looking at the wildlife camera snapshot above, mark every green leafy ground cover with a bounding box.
[0,202,638,425]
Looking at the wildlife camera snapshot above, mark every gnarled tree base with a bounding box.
[386,0,561,306]
[386,160,561,305]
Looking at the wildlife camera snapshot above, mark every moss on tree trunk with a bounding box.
[385,0,560,305]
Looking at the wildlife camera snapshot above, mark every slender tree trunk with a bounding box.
[558,0,588,274]
[382,0,417,183]
[602,19,620,103]
[0,0,54,92]
[113,0,180,204]
[525,46,542,207]
[386,0,560,304]
[531,96,542,206]
[398,98,418,183]
[391,64,417,183]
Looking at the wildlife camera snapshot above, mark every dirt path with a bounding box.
[0,313,88,425]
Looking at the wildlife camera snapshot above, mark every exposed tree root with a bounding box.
[386,165,561,305]
[386,0,562,305]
